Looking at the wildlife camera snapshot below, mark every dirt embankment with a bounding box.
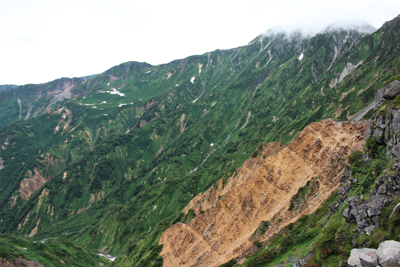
[160,119,367,267]
[19,168,48,200]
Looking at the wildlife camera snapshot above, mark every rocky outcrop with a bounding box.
[343,80,400,235]
[377,240,400,267]
[160,119,367,267]
[348,248,378,267]
[342,167,400,235]
[348,240,400,267]
[0,258,43,267]
[366,80,400,150]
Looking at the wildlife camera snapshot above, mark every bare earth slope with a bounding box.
[160,119,368,267]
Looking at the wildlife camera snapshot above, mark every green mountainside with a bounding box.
[0,14,400,266]
[0,78,85,128]
[0,234,109,266]
[0,85,18,92]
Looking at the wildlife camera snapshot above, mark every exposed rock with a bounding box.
[377,184,387,194]
[339,61,363,83]
[364,225,375,236]
[382,80,400,100]
[19,168,48,200]
[375,86,385,103]
[391,143,400,156]
[377,240,400,267]
[161,119,367,267]
[343,188,388,234]
[348,248,378,267]
[290,253,313,267]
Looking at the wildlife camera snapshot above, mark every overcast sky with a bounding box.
[1,0,399,85]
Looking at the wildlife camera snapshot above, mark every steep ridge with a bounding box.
[0,15,400,266]
[0,78,84,128]
[160,119,367,267]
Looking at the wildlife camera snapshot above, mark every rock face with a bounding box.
[348,240,400,267]
[344,81,400,235]
[377,241,400,267]
[160,119,368,267]
[342,169,400,235]
[348,248,378,267]
[366,80,400,149]
[382,80,400,100]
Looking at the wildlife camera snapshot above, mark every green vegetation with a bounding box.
[288,177,319,211]
[0,15,400,266]
[383,73,400,85]
[0,234,108,266]
[239,193,338,267]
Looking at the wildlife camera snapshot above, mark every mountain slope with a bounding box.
[160,119,367,267]
[0,15,399,266]
[0,78,85,128]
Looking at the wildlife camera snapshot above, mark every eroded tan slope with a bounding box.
[160,119,367,267]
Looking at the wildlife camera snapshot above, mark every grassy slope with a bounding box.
[0,15,399,266]
[0,234,109,266]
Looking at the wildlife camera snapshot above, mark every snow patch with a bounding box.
[103,114,108,116]
[211,101,217,107]
[175,84,179,86]
[97,253,117,262]
[145,70,151,74]
[85,104,95,106]
[210,143,214,147]
[109,88,125,97]
[191,77,195,84]
[101,101,107,104]
[118,103,127,107]
[298,52,304,61]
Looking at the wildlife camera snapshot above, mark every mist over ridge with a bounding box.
[260,19,376,40]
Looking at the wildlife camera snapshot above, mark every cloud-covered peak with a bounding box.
[261,20,376,40]
[321,20,376,34]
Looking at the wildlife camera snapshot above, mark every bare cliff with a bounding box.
[160,119,368,267]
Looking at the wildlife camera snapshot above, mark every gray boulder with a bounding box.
[383,80,400,100]
[391,143,400,156]
[377,240,400,267]
[348,248,378,267]
[375,87,385,103]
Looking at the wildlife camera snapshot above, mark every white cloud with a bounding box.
[0,0,399,85]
